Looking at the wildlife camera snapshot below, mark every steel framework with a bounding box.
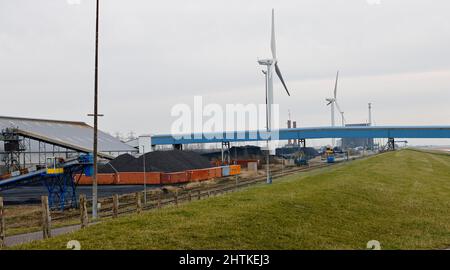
[0,155,93,210]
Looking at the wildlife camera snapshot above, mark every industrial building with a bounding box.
[340,123,374,150]
[0,116,137,175]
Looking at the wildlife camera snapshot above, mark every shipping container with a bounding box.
[75,172,161,185]
[209,167,222,178]
[221,166,230,177]
[187,168,211,182]
[117,172,161,185]
[76,173,116,185]
[229,165,241,175]
[161,171,188,184]
[0,173,11,180]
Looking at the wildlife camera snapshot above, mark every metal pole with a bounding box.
[92,0,100,220]
[264,65,271,184]
[266,140,271,184]
[234,144,238,185]
[221,142,224,165]
[142,145,147,204]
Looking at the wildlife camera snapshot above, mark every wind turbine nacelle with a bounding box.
[258,59,274,66]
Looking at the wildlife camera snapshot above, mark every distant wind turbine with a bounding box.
[326,71,345,146]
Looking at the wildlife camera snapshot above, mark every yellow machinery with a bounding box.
[325,147,334,155]
[324,147,335,163]
[46,157,65,175]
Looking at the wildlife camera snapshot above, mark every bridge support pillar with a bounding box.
[387,138,395,151]
[221,141,230,165]
[299,138,306,149]
[173,144,183,151]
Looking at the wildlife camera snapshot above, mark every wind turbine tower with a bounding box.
[258,9,292,183]
[258,9,291,132]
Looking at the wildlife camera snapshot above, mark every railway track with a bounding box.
[50,161,335,221]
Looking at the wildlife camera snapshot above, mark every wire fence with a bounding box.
[0,161,336,247]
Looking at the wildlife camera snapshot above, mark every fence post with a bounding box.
[136,192,142,214]
[0,197,5,248]
[197,190,201,200]
[79,194,88,229]
[41,196,51,239]
[112,194,119,218]
[174,191,178,207]
[157,191,161,209]
[188,191,192,202]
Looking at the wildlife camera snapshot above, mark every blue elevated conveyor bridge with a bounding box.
[150,125,450,145]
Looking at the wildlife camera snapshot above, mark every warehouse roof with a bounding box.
[0,116,137,157]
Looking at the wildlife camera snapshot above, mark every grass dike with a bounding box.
[12,149,450,250]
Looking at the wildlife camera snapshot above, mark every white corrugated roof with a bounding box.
[0,116,137,154]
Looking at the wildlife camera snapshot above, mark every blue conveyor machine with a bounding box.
[0,154,93,210]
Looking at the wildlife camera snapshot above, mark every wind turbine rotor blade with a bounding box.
[271,9,276,59]
[334,101,345,126]
[334,100,343,114]
[334,70,339,99]
[275,63,290,96]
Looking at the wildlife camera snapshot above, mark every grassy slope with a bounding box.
[14,150,450,250]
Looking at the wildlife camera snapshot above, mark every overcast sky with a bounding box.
[1,0,449,146]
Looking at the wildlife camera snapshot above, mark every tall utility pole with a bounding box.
[368,102,372,126]
[287,110,291,145]
[92,0,100,220]
[262,67,271,184]
[142,145,147,204]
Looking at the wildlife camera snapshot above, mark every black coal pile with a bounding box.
[98,150,212,173]
[98,153,136,173]
[275,146,319,158]
[201,145,263,160]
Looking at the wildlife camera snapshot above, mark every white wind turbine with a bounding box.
[326,71,345,146]
[258,9,292,184]
[258,9,291,132]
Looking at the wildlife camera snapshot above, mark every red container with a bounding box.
[117,172,161,185]
[209,167,222,178]
[76,173,116,185]
[161,171,188,184]
[75,172,161,185]
[187,168,211,182]
[229,165,241,175]
[0,173,11,180]
[75,174,90,185]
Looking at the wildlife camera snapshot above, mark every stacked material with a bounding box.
[78,164,241,186]
[201,145,264,160]
[275,146,319,158]
[78,150,229,185]
[98,150,212,173]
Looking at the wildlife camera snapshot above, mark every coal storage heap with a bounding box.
[98,153,137,173]
[98,150,213,173]
[202,145,264,160]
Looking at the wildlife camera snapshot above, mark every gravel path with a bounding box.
[4,222,98,247]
